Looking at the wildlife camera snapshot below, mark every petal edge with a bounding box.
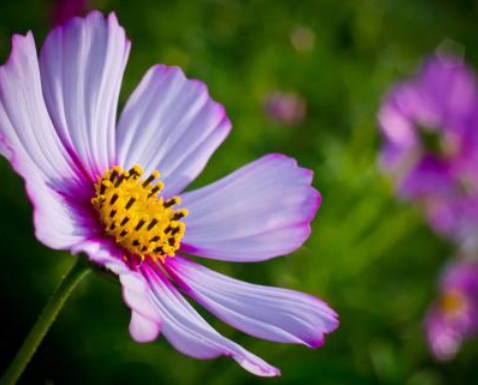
[180,154,321,262]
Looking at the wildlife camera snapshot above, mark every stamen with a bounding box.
[110,194,119,205]
[148,183,164,197]
[147,219,158,230]
[142,170,160,187]
[172,212,185,220]
[125,197,136,209]
[164,197,179,208]
[135,219,146,231]
[92,165,188,267]
[114,175,125,187]
[129,165,143,178]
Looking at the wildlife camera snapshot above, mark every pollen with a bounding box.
[91,165,188,264]
[440,289,468,318]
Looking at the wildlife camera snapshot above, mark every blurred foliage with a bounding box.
[1,0,478,384]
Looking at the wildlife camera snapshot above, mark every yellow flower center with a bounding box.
[440,289,468,318]
[92,165,188,264]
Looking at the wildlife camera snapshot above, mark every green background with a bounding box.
[1,0,477,384]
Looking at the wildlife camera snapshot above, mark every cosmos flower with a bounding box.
[0,11,338,376]
[425,260,478,360]
[378,55,478,239]
[265,91,307,126]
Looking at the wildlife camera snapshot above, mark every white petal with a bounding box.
[117,65,231,196]
[129,311,161,343]
[72,239,162,326]
[141,264,280,377]
[0,32,96,249]
[40,11,130,178]
[180,154,320,261]
[0,32,84,187]
[167,256,338,347]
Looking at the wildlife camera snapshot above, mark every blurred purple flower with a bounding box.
[52,0,88,26]
[378,55,478,239]
[0,11,338,376]
[425,260,478,360]
[265,91,307,126]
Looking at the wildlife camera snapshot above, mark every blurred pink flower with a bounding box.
[378,55,478,240]
[0,11,338,376]
[52,0,88,26]
[265,91,307,125]
[425,260,478,360]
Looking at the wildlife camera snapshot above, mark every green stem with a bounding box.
[0,257,91,385]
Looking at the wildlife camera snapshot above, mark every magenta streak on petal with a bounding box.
[165,255,338,348]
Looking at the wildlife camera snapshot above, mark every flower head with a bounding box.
[378,55,478,239]
[425,260,478,360]
[265,91,307,126]
[0,11,338,376]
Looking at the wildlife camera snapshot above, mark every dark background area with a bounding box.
[1,0,478,384]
